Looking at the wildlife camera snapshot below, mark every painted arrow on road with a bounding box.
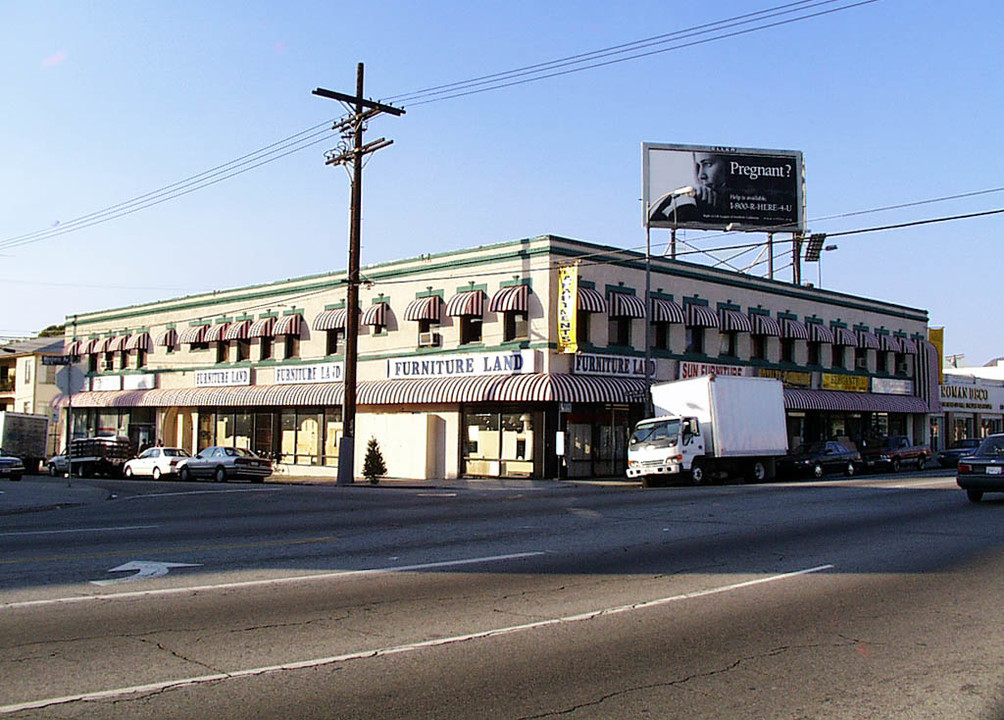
[91,560,202,586]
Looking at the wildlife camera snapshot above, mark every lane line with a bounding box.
[119,488,283,500]
[0,525,158,538]
[1,552,546,610]
[0,563,833,714]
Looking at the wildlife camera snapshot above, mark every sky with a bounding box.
[2,0,1002,365]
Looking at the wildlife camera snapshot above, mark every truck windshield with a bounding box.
[629,420,680,448]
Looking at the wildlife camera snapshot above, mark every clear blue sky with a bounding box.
[2,1,1001,364]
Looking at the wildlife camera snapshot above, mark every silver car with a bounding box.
[178,446,272,483]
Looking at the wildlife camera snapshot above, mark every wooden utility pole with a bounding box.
[314,64,404,484]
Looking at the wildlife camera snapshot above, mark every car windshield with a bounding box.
[629,420,680,447]
[976,437,1004,456]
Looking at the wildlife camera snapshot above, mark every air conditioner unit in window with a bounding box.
[418,332,441,348]
[101,360,115,371]
[895,362,908,375]
[855,357,868,370]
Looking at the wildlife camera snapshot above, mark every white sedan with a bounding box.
[123,447,192,480]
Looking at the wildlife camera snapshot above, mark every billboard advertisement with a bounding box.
[643,143,804,232]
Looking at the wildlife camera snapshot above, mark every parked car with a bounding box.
[0,447,25,481]
[956,433,1004,503]
[123,447,192,480]
[779,441,862,479]
[937,438,981,469]
[47,453,70,476]
[178,446,272,483]
[860,435,931,472]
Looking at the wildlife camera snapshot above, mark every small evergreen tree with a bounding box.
[362,437,387,484]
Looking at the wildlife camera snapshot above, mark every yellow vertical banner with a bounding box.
[928,326,944,385]
[556,264,578,354]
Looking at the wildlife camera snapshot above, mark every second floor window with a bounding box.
[216,343,228,364]
[807,342,821,366]
[652,321,669,351]
[504,312,528,342]
[607,317,631,346]
[719,331,737,357]
[685,327,704,354]
[326,329,346,356]
[781,338,795,363]
[752,335,767,361]
[285,335,300,359]
[260,337,273,361]
[460,317,482,345]
[577,311,591,346]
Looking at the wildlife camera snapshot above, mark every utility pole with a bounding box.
[314,64,404,485]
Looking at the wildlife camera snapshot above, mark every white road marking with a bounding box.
[0,525,158,538]
[119,488,282,501]
[0,563,833,715]
[91,561,203,586]
[1,552,547,610]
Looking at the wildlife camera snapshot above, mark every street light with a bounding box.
[818,244,838,287]
[644,186,697,416]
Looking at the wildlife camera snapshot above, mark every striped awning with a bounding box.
[248,317,275,338]
[81,339,100,355]
[784,388,928,414]
[404,296,443,322]
[608,293,645,319]
[105,336,127,352]
[806,322,835,344]
[750,313,782,336]
[445,291,485,317]
[897,336,918,354]
[832,327,856,346]
[313,309,349,331]
[489,284,529,313]
[224,320,251,341]
[125,333,152,352]
[576,287,607,313]
[878,334,901,352]
[856,330,881,350]
[64,340,81,356]
[362,303,388,327]
[204,324,229,343]
[685,304,719,328]
[650,298,685,324]
[273,314,303,337]
[96,337,115,353]
[155,329,178,348]
[55,374,650,409]
[779,317,809,340]
[179,326,207,344]
[718,308,752,333]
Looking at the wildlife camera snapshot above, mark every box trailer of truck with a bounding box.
[627,375,787,485]
[0,411,50,474]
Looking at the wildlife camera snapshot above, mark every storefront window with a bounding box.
[297,412,319,465]
[254,413,273,457]
[235,413,252,450]
[324,408,342,467]
[280,410,297,463]
[216,413,235,447]
[198,412,215,451]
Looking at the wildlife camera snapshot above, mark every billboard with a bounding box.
[643,143,804,232]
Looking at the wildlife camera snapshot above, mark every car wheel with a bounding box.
[49,464,57,477]
[845,462,856,477]
[179,466,191,482]
[966,488,984,503]
[891,458,901,473]
[812,463,824,479]
[152,467,161,480]
[690,461,706,485]
[916,455,926,471]
[215,467,227,483]
[124,466,133,478]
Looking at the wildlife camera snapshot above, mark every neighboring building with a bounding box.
[940,363,1004,447]
[0,337,68,455]
[56,235,940,480]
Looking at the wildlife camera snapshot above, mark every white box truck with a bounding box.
[0,411,50,474]
[626,375,788,486]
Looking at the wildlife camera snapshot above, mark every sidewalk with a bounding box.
[0,476,112,515]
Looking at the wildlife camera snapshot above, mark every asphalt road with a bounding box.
[1,470,1002,718]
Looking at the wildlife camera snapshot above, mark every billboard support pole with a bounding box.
[792,232,803,285]
[767,233,774,279]
[644,224,653,418]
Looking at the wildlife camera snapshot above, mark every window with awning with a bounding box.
[718,308,752,333]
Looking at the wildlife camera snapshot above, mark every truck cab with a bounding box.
[626,415,705,484]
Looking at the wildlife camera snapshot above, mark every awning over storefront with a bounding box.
[58,374,649,409]
[685,304,719,328]
[489,284,529,313]
[576,287,607,313]
[204,324,228,343]
[224,320,251,340]
[750,313,782,336]
[718,308,752,333]
[806,321,835,344]
[64,340,81,356]
[608,292,645,319]
[779,317,809,340]
[125,333,152,352]
[783,388,928,413]
[106,336,128,352]
[273,314,303,337]
[650,297,685,324]
[445,291,485,317]
[404,296,443,322]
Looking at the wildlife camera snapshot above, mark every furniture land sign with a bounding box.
[195,368,250,387]
[276,362,344,385]
[573,353,655,378]
[387,349,535,379]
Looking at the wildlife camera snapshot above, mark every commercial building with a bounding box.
[1,337,67,455]
[939,365,1004,447]
[57,235,940,480]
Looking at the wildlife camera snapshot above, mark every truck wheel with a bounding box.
[812,463,824,479]
[891,458,901,473]
[967,488,983,503]
[916,455,926,471]
[845,462,856,477]
[749,461,768,483]
[690,462,706,485]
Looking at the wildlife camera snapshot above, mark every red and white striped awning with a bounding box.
[313,309,349,331]
[125,333,152,352]
[273,314,303,337]
[832,327,857,346]
[445,291,485,317]
[204,324,229,343]
[856,330,881,349]
[650,298,685,324]
[718,308,752,333]
[750,313,782,336]
[784,388,928,414]
[404,296,443,322]
[64,340,81,356]
[362,303,388,327]
[155,329,177,348]
[489,284,529,313]
[81,338,100,355]
[179,326,207,344]
[57,374,650,409]
[806,322,835,344]
[779,317,809,340]
[897,336,918,354]
[248,317,275,338]
[685,304,719,328]
[224,320,251,341]
[576,287,607,313]
[106,336,128,352]
[608,292,646,319]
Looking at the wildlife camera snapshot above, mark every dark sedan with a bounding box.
[0,448,25,481]
[178,446,272,483]
[779,441,861,479]
[937,438,981,468]
[956,434,1004,503]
